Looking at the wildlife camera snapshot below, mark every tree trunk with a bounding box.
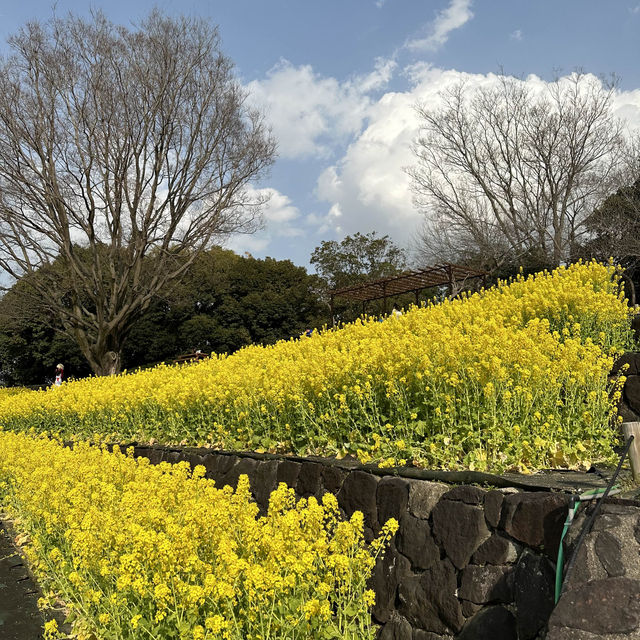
[92,330,125,376]
[72,324,124,377]
[98,350,121,377]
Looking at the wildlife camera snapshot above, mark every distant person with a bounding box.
[304,328,314,338]
[391,302,403,317]
[54,363,64,386]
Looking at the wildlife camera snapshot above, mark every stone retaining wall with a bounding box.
[129,444,589,639]
[615,352,640,422]
[547,498,640,640]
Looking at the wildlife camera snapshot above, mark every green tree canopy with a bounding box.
[310,232,407,290]
[310,232,407,322]
[0,248,324,386]
[582,174,640,303]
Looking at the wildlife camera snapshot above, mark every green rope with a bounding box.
[554,486,619,603]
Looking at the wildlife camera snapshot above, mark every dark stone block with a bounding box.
[484,491,504,528]
[133,445,150,459]
[151,447,166,464]
[201,454,218,479]
[441,485,486,505]
[398,559,463,634]
[217,454,239,476]
[377,614,413,640]
[140,447,163,465]
[591,512,621,532]
[407,481,449,519]
[371,545,411,624]
[625,375,640,414]
[397,513,439,571]
[413,631,453,640]
[458,565,513,604]
[183,452,206,470]
[364,526,375,544]
[432,500,490,569]
[154,447,168,460]
[164,450,181,464]
[472,534,518,565]
[460,600,482,618]
[297,462,323,498]
[225,456,259,490]
[612,352,640,376]
[514,550,555,640]
[595,531,624,577]
[215,457,240,487]
[545,628,598,640]
[457,606,517,640]
[618,400,640,423]
[322,464,347,494]
[562,540,590,589]
[549,578,640,634]
[378,477,410,526]
[250,460,279,511]
[202,454,238,483]
[500,492,568,555]
[338,471,380,530]
[277,459,302,488]
[600,502,640,515]
[6,561,30,581]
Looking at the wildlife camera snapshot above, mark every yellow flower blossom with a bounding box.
[0,261,632,471]
[0,434,393,640]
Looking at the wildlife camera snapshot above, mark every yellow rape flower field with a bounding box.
[0,261,635,639]
[0,433,397,640]
[0,261,635,472]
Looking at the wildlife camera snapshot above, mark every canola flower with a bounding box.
[0,386,30,398]
[0,261,635,472]
[0,431,397,640]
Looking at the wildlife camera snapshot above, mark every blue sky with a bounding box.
[1,1,639,268]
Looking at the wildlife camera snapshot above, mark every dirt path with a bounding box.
[0,523,45,640]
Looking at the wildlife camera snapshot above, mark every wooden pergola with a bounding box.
[329,263,488,325]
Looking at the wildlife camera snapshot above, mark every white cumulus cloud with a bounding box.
[241,56,640,263]
[246,58,395,160]
[259,187,301,224]
[312,68,640,252]
[224,186,304,256]
[407,0,474,52]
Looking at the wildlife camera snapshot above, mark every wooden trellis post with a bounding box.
[623,421,640,482]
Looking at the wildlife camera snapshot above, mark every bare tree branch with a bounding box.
[0,11,276,375]
[408,73,630,272]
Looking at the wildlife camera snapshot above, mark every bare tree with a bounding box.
[408,73,630,272]
[0,11,275,375]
